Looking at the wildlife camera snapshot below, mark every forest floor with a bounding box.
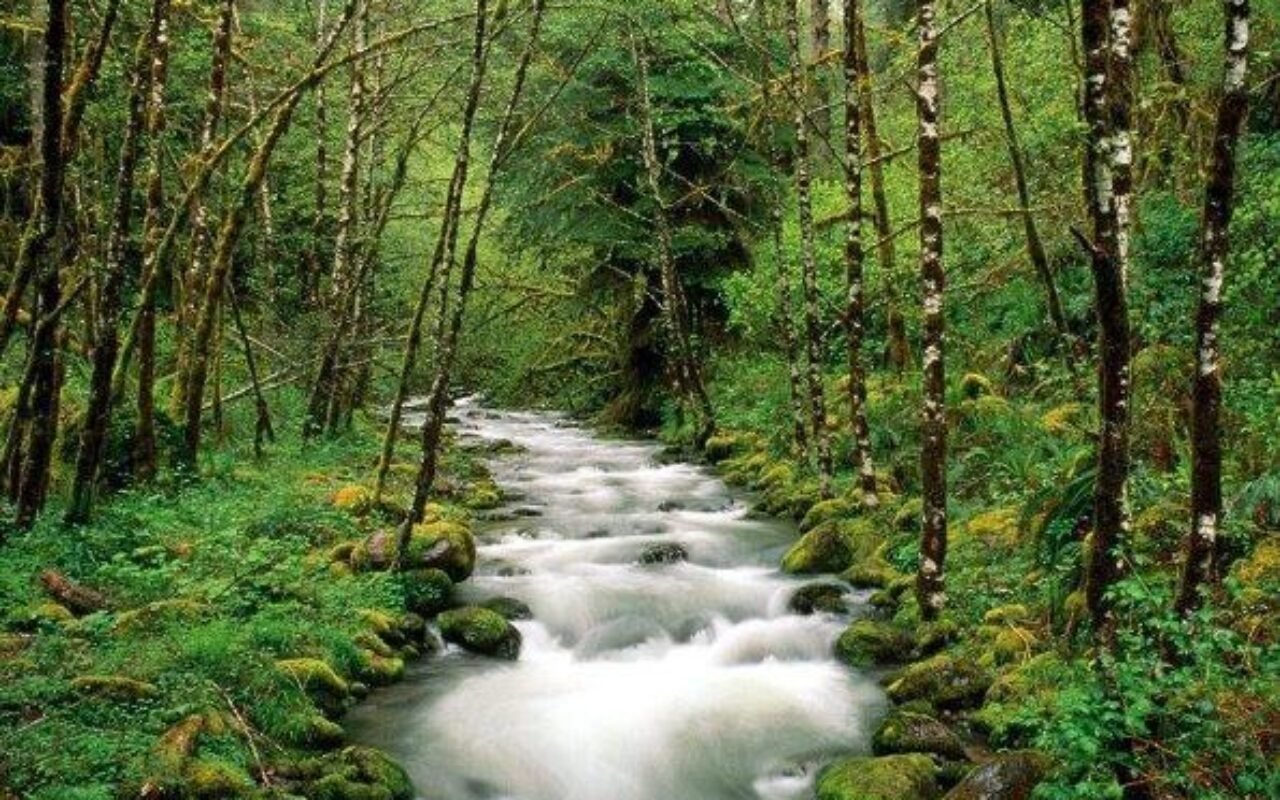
[0,394,505,800]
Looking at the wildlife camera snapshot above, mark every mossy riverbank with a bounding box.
[0,413,508,799]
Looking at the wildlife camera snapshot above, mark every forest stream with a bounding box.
[348,399,887,800]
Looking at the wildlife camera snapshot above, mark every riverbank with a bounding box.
[694,358,1280,798]
[0,396,502,799]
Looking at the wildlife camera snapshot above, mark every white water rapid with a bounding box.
[348,400,886,800]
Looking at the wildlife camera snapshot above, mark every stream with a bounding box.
[347,400,887,800]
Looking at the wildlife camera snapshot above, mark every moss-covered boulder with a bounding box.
[841,552,904,589]
[783,519,879,575]
[112,598,208,634]
[463,479,503,511]
[835,620,914,666]
[401,568,453,616]
[438,606,521,660]
[942,751,1049,800]
[703,432,751,463]
[873,709,967,760]
[332,485,375,516]
[960,373,995,400]
[800,497,859,533]
[887,655,992,710]
[789,581,851,615]
[480,596,533,620]
[405,521,476,581]
[817,754,939,800]
[280,746,414,800]
[276,658,351,711]
[183,758,256,798]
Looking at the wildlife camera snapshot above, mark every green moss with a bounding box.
[437,606,521,660]
[463,479,503,511]
[872,709,967,760]
[944,751,1049,800]
[404,521,476,582]
[112,599,208,634]
[835,620,914,666]
[816,754,938,800]
[332,485,376,516]
[973,653,1068,746]
[841,550,904,589]
[182,758,255,798]
[800,497,858,533]
[887,654,992,709]
[400,568,453,616]
[70,675,159,701]
[892,498,923,533]
[276,658,350,702]
[783,519,881,575]
[960,372,995,400]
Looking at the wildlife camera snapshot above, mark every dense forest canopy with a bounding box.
[0,0,1277,798]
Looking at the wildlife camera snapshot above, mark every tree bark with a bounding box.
[173,0,236,418]
[915,0,947,621]
[179,0,359,467]
[66,0,169,524]
[310,0,332,306]
[395,0,549,552]
[984,0,1070,345]
[809,0,832,150]
[11,0,68,529]
[787,0,834,499]
[842,0,878,505]
[1176,0,1248,616]
[1081,0,1134,642]
[133,1,175,484]
[851,15,905,372]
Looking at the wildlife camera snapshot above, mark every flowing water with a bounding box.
[348,400,886,800]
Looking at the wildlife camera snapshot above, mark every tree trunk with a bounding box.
[173,0,236,419]
[809,0,832,151]
[395,0,549,553]
[842,0,878,505]
[851,15,905,372]
[915,0,947,621]
[66,0,168,524]
[1176,0,1249,616]
[1081,0,1134,642]
[0,0,118,360]
[787,0,834,498]
[179,0,359,466]
[11,0,68,529]
[305,0,368,439]
[310,0,331,306]
[757,0,809,453]
[984,0,1070,345]
[133,1,175,484]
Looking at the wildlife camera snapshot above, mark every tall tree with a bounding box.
[984,0,1070,345]
[809,0,832,145]
[915,0,947,621]
[66,0,170,524]
[1176,0,1249,615]
[9,0,68,529]
[133,0,176,483]
[841,0,878,505]
[1079,0,1134,640]
[787,0,834,498]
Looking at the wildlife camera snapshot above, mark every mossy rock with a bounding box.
[982,604,1032,626]
[703,432,747,463]
[789,581,851,615]
[800,497,859,533]
[276,658,350,707]
[959,507,1022,549]
[350,530,399,573]
[872,709,967,760]
[835,620,914,666]
[783,519,880,575]
[960,373,995,400]
[816,753,939,800]
[0,633,29,658]
[401,568,453,616]
[887,655,992,710]
[15,601,75,629]
[973,653,1068,746]
[113,598,209,634]
[438,606,521,660]
[755,462,794,492]
[355,650,405,686]
[977,625,1040,667]
[285,746,413,800]
[405,521,476,582]
[637,542,689,565]
[70,674,158,701]
[480,596,533,620]
[915,619,960,656]
[182,758,255,798]
[841,553,904,590]
[893,497,924,533]
[358,609,405,647]
[942,751,1049,800]
[333,485,376,516]
[463,480,503,511]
